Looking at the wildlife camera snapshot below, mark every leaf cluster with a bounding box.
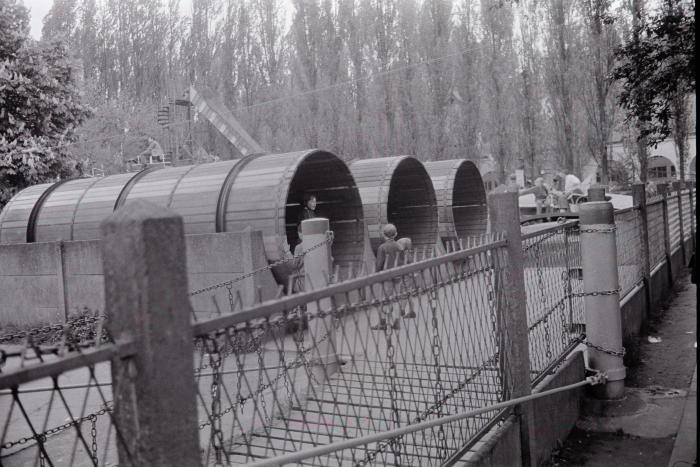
[612,1,694,146]
[0,0,91,209]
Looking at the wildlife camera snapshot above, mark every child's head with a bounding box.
[304,193,317,210]
[382,223,397,240]
[397,237,412,251]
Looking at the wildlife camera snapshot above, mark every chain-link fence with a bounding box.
[191,239,513,466]
[681,190,694,240]
[521,221,585,382]
[666,195,681,252]
[647,200,666,269]
[614,208,644,298]
[188,234,335,320]
[0,321,133,466]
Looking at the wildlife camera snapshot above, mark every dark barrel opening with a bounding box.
[387,158,438,252]
[452,161,488,239]
[285,151,365,269]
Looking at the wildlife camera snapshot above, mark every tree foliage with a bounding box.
[0,0,90,208]
[612,0,694,146]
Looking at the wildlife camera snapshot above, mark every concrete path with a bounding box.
[548,274,697,467]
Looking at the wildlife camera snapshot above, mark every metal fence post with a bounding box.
[657,183,673,285]
[488,192,536,467]
[579,201,626,399]
[101,200,202,467]
[689,183,696,251]
[632,184,651,319]
[673,181,687,263]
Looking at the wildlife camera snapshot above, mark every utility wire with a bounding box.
[36,41,490,153]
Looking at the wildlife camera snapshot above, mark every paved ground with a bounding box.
[547,273,697,467]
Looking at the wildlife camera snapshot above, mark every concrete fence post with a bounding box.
[579,201,625,399]
[657,183,673,285]
[673,181,687,263]
[632,184,651,318]
[301,217,338,380]
[488,192,536,467]
[101,200,202,467]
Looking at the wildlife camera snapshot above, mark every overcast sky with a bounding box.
[23,0,51,39]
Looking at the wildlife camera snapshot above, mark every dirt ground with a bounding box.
[547,273,697,467]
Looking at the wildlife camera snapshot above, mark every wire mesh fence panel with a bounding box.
[681,192,694,240]
[0,344,134,466]
[647,201,666,269]
[614,209,644,298]
[521,222,585,381]
[191,241,513,466]
[667,196,681,251]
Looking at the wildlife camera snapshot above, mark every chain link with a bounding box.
[579,226,617,234]
[569,288,621,298]
[577,337,626,357]
[2,405,111,450]
[189,233,334,296]
[0,314,106,345]
[90,414,98,465]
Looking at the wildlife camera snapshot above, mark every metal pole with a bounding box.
[688,184,696,251]
[673,181,687,263]
[657,183,673,285]
[488,191,536,467]
[579,201,626,399]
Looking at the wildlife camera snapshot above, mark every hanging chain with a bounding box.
[385,296,402,467]
[207,339,225,466]
[429,282,448,460]
[189,234,333,296]
[570,288,621,298]
[533,243,552,360]
[90,414,98,466]
[579,226,617,234]
[577,337,626,357]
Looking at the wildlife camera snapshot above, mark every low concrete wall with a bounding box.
[460,416,521,466]
[532,351,586,465]
[462,351,586,466]
[0,231,276,327]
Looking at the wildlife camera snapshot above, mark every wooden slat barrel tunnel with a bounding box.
[424,159,488,245]
[350,156,438,254]
[0,150,365,283]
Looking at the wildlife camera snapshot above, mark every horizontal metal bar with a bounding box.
[521,220,579,240]
[0,341,135,390]
[614,206,639,215]
[246,376,599,467]
[192,239,507,336]
[0,381,112,395]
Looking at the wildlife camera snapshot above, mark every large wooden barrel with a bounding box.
[350,156,438,253]
[222,150,365,268]
[0,150,365,274]
[424,159,488,243]
[0,182,54,243]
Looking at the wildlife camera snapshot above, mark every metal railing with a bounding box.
[0,183,694,467]
[0,322,135,467]
[192,238,513,466]
[521,221,585,382]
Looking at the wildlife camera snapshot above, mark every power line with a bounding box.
[39,41,491,153]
